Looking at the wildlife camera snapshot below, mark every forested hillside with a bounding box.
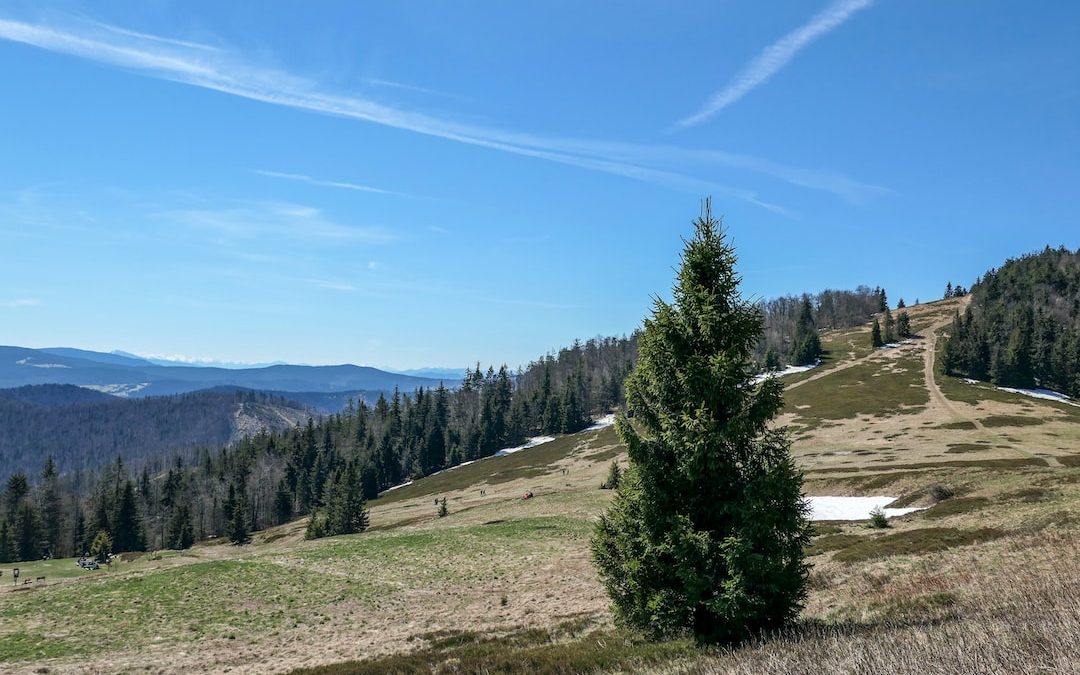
[943,246,1080,394]
[0,335,636,560]
[0,386,311,481]
[756,286,886,367]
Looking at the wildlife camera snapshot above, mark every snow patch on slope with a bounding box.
[79,383,150,397]
[998,387,1080,407]
[586,413,616,430]
[494,435,556,458]
[959,379,1080,407]
[807,495,925,521]
[15,357,70,368]
[752,360,819,385]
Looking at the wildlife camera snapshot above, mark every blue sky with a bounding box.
[1,1,1078,370]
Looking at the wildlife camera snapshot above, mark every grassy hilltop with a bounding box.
[2,296,1080,674]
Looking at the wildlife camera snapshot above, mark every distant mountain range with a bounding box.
[387,367,469,381]
[1,345,454,402]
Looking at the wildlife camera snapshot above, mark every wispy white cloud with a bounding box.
[158,201,394,243]
[366,78,465,101]
[85,18,222,53]
[0,13,884,207]
[305,278,357,291]
[253,169,404,196]
[674,0,874,129]
[2,298,39,308]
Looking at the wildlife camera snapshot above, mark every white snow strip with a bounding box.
[80,382,151,397]
[15,357,70,368]
[586,413,616,430]
[999,387,1080,407]
[959,379,1080,408]
[752,359,819,385]
[382,480,413,492]
[494,435,556,457]
[806,495,925,521]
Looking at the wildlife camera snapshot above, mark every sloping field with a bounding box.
[3,298,1080,674]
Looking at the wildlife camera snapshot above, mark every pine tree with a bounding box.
[871,319,884,348]
[897,298,906,309]
[601,461,622,490]
[437,497,449,518]
[0,520,11,563]
[14,499,41,561]
[4,473,29,521]
[592,201,810,644]
[883,307,896,343]
[167,503,195,550]
[897,311,912,339]
[273,478,293,525]
[763,347,782,372]
[39,456,62,558]
[112,480,145,553]
[945,281,953,299]
[790,296,822,366]
[71,498,86,557]
[229,483,250,545]
[323,462,369,536]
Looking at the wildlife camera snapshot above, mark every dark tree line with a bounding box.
[0,334,636,558]
[943,246,1080,394]
[756,286,885,367]
[944,281,968,299]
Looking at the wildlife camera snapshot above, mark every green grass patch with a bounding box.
[784,355,929,424]
[921,497,991,519]
[0,558,380,662]
[806,534,863,557]
[981,415,1045,428]
[833,527,1005,563]
[1058,455,1080,467]
[289,623,699,675]
[935,421,978,430]
[945,443,991,454]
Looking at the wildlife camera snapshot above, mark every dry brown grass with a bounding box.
[648,533,1080,674]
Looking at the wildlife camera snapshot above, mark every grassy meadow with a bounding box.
[2,298,1080,674]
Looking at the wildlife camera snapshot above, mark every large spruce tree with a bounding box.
[592,201,810,644]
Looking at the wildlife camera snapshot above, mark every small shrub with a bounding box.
[500,595,508,607]
[929,484,955,502]
[305,511,326,540]
[868,507,890,529]
[90,530,112,564]
[437,498,449,518]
